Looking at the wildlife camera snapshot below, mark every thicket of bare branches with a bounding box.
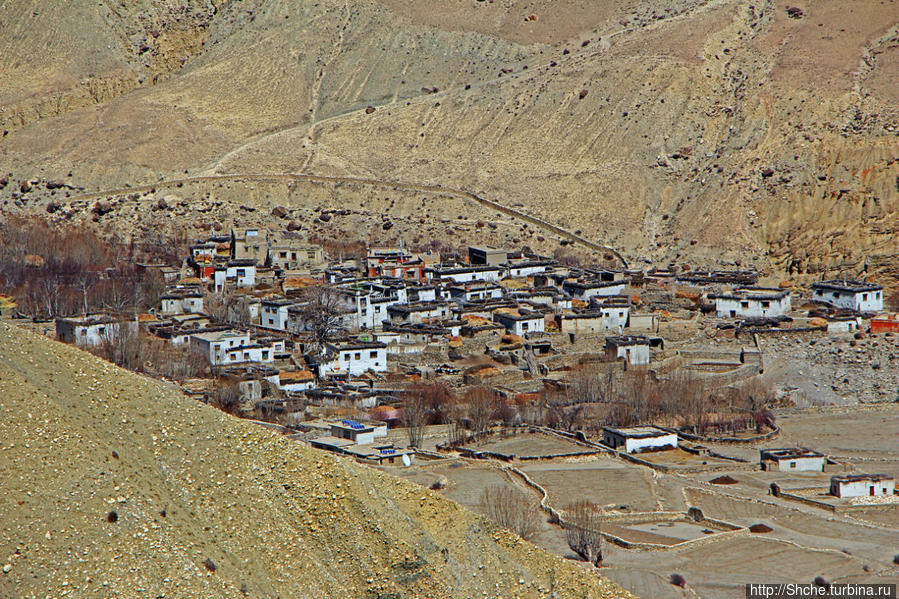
[299,285,347,346]
[465,386,495,439]
[479,485,541,541]
[402,382,456,447]
[210,382,242,415]
[0,217,166,318]
[565,500,603,566]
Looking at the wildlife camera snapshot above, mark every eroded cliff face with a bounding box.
[0,0,895,286]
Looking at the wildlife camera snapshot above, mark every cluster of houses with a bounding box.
[50,226,894,463]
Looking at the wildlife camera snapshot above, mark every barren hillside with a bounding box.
[0,0,897,283]
[0,322,630,598]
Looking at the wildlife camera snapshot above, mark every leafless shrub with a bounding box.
[465,386,495,439]
[480,485,541,541]
[565,500,603,566]
[210,382,242,416]
[669,573,686,587]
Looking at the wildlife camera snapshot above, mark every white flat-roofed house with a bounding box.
[260,298,294,330]
[386,301,452,325]
[277,370,316,393]
[56,314,138,347]
[448,283,504,303]
[562,279,627,301]
[213,259,257,291]
[602,426,677,454]
[318,340,388,376]
[160,288,204,315]
[604,335,651,365]
[760,447,826,472]
[426,265,503,284]
[830,474,894,498]
[221,343,276,365]
[712,288,791,319]
[506,259,555,279]
[492,310,546,336]
[812,280,883,313]
[189,330,251,366]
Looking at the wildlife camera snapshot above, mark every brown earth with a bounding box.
[0,0,897,283]
[0,321,632,599]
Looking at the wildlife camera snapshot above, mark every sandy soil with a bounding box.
[0,322,632,599]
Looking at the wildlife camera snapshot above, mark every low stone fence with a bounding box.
[659,424,780,445]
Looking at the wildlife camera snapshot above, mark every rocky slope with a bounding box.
[0,321,631,599]
[0,0,896,284]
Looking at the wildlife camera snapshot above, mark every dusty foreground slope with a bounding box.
[0,322,631,599]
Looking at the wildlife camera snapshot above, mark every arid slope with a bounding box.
[0,0,896,280]
[0,322,630,599]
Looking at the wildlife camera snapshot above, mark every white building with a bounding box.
[760,448,826,472]
[830,474,895,498]
[811,280,883,313]
[713,288,791,319]
[562,279,627,301]
[427,265,502,284]
[386,302,452,325]
[328,419,388,446]
[602,426,677,454]
[56,314,138,347]
[213,259,257,291]
[189,330,251,365]
[318,340,388,376]
[260,299,294,330]
[506,260,555,279]
[492,310,546,336]
[160,289,204,315]
[277,370,316,393]
[604,335,651,366]
[448,283,504,303]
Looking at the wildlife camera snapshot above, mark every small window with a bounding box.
[761,301,770,308]
[370,351,378,358]
[862,293,868,301]
[262,351,269,360]
[343,353,351,361]
[354,352,361,360]
[740,301,749,309]
[280,251,287,258]
[522,322,529,331]
[789,461,796,469]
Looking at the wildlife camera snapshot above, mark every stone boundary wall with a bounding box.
[775,486,899,514]
[660,424,781,445]
[505,466,748,552]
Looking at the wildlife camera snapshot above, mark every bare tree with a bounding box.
[403,391,428,448]
[300,284,347,346]
[95,322,142,370]
[465,386,494,439]
[480,485,541,541]
[403,382,456,448]
[210,381,242,415]
[565,500,603,566]
[568,363,616,404]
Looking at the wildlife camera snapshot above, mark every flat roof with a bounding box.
[712,287,790,301]
[563,279,627,289]
[190,330,248,342]
[605,335,650,346]
[831,473,893,483]
[326,340,387,350]
[760,447,825,460]
[812,280,882,293]
[602,426,672,439]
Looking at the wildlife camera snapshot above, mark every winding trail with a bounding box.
[66,171,630,267]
